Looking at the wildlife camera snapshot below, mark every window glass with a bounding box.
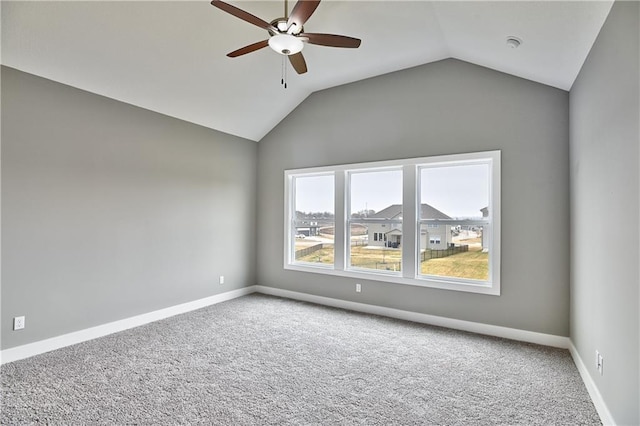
[349,169,402,273]
[419,163,490,281]
[292,174,334,266]
[420,164,489,219]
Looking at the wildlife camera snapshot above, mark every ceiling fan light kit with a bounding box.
[269,34,305,55]
[210,0,361,79]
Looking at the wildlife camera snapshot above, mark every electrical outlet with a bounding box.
[219,275,225,285]
[13,316,25,331]
[355,283,361,293]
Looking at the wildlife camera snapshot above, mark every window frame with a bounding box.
[284,150,501,296]
[416,156,498,288]
[346,167,403,276]
[284,171,336,270]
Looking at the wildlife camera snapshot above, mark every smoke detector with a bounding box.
[506,36,522,49]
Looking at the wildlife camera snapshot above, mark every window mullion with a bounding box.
[402,164,417,279]
[334,171,346,271]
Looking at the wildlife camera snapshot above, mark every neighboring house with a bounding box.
[295,221,319,237]
[294,212,335,237]
[363,204,452,249]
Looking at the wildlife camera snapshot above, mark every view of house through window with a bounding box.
[285,151,500,295]
[292,174,334,265]
[419,163,491,281]
[348,169,403,273]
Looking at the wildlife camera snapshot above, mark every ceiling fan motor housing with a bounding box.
[270,18,303,35]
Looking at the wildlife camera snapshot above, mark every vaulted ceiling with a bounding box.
[2,1,613,141]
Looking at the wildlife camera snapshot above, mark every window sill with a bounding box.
[284,263,500,296]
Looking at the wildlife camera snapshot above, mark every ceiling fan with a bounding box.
[210,0,361,76]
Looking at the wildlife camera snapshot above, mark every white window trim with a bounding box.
[284,150,501,296]
[284,171,336,270]
[415,154,500,291]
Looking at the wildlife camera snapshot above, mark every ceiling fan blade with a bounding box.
[286,0,321,31]
[288,52,308,74]
[227,40,269,57]
[211,0,277,33]
[301,33,361,48]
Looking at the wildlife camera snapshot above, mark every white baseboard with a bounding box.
[0,283,570,360]
[568,341,616,425]
[254,286,570,349]
[0,286,256,365]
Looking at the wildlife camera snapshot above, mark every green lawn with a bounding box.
[421,248,488,281]
[297,245,488,280]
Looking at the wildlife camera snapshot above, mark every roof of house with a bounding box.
[367,204,451,220]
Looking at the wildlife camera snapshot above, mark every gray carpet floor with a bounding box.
[2,293,600,425]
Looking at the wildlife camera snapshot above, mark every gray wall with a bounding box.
[257,58,570,336]
[569,1,639,424]
[1,67,258,350]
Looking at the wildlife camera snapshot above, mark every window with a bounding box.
[419,162,491,283]
[284,151,500,295]
[286,173,335,267]
[348,169,402,274]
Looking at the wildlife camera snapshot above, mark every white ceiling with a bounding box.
[2,1,613,142]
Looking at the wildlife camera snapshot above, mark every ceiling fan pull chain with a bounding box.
[280,56,288,89]
[280,57,284,86]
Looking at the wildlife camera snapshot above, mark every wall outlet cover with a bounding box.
[13,316,26,331]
